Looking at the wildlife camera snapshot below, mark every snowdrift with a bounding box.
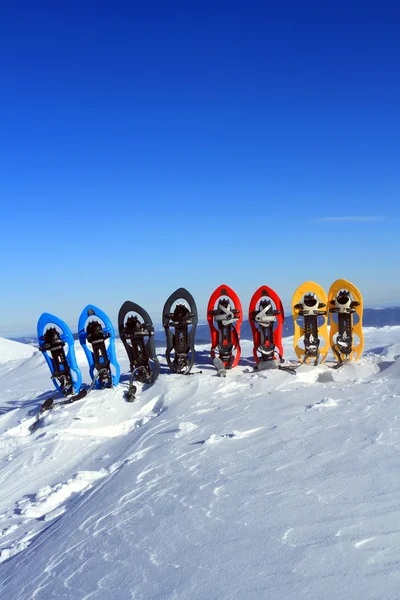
[0,328,399,599]
[0,337,37,364]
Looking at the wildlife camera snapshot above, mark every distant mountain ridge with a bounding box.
[154,306,400,346]
[8,307,400,346]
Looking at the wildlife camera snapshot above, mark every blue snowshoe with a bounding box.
[78,305,120,389]
[37,313,82,396]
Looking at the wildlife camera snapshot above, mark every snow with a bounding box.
[0,327,399,599]
[0,337,37,363]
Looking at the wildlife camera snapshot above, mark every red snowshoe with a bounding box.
[249,285,284,371]
[207,285,243,376]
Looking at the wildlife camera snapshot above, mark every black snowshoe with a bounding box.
[162,288,198,374]
[118,301,160,401]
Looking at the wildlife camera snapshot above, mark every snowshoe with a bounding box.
[292,282,328,365]
[37,313,82,396]
[328,279,364,367]
[162,288,198,374]
[118,301,160,401]
[78,305,120,388]
[249,285,284,370]
[208,285,242,374]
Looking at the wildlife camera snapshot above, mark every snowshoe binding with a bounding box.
[30,314,85,432]
[249,286,294,373]
[118,301,160,401]
[208,285,243,376]
[162,288,198,374]
[292,282,328,365]
[78,305,120,389]
[328,279,364,368]
[37,313,82,396]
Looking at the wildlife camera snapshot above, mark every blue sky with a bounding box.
[0,1,399,335]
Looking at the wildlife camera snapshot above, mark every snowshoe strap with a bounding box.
[123,316,153,382]
[29,370,104,433]
[330,290,360,314]
[295,297,327,365]
[329,291,357,361]
[256,313,277,359]
[165,304,195,374]
[254,301,280,326]
[332,320,353,360]
[39,328,74,396]
[295,293,327,317]
[86,320,112,387]
[215,322,239,368]
[211,301,240,327]
[302,314,322,365]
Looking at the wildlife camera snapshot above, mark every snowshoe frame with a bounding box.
[249,285,284,367]
[162,288,198,374]
[292,281,329,365]
[328,279,364,364]
[78,304,120,388]
[208,284,243,369]
[118,301,160,385]
[37,313,82,396]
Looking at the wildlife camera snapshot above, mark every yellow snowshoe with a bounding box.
[328,279,364,366]
[292,281,329,365]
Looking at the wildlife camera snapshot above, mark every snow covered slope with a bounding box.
[0,329,400,599]
[0,337,36,364]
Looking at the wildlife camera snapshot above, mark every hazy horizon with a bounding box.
[1,3,399,336]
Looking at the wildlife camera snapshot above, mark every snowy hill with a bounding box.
[0,328,400,599]
[0,337,37,364]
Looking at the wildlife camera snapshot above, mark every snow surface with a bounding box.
[0,328,400,599]
[0,337,36,363]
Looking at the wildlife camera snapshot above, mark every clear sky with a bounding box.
[0,1,399,336]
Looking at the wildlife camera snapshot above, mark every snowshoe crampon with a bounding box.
[118,301,160,399]
[208,285,243,372]
[78,305,120,388]
[162,288,198,374]
[292,282,328,365]
[249,286,284,370]
[37,313,82,396]
[328,279,364,366]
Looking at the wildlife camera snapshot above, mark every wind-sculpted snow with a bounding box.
[0,330,399,598]
[0,337,37,364]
